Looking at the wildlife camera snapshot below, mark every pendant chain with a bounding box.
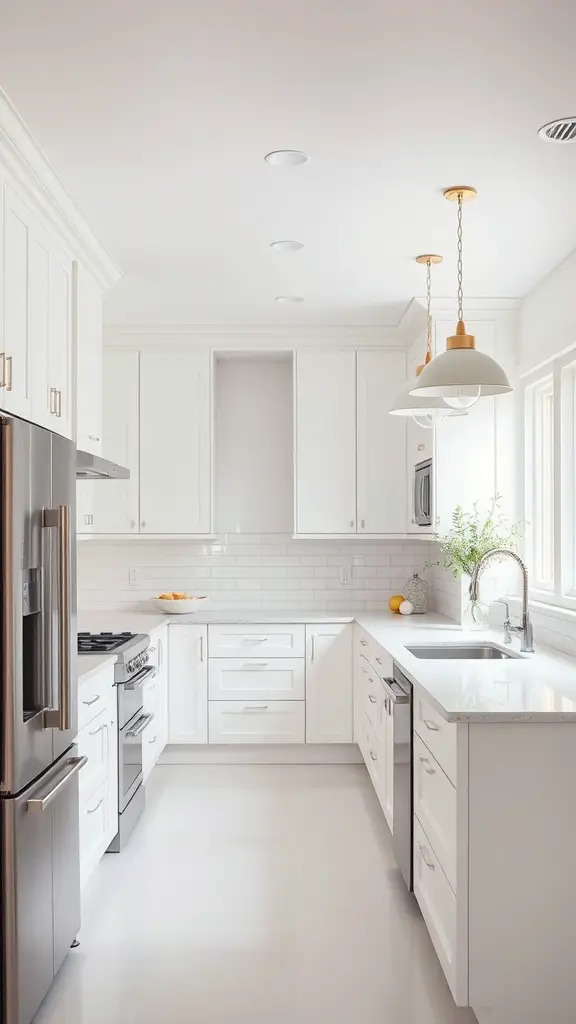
[426,258,432,357]
[457,193,464,322]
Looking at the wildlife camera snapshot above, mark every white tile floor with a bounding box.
[36,765,476,1023]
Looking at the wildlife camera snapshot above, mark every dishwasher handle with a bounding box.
[382,677,411,705]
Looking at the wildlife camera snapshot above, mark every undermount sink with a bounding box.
[405,643,522,660]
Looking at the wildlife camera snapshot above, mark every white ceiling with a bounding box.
[1,0,576,326]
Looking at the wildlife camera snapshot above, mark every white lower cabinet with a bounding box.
[168,625,208,744]
[414,816,459,996]
[209,701,305,744]
[209,658,305,702]
[305,623,353,743]
[142,625,169,781]
[77,662,118,888]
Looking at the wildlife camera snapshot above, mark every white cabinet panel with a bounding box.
[305,623,353,743]
[414,693,458,785]
[75,264,103,454]
[357,349,407,533]
[91,348,139,534]
[2,183,32,419]
[208,624,305,659]
[77,661,117,888]
[168,625,208,744]
[209,701,305,744]
[45,239,73,438]
[209,658,305,702]
[139,349,211,534]
[295,350,356,534]
[414,816,459,1001]
[414,733,457,891]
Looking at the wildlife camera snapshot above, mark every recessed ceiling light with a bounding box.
[270,239,305,252]
[538,117,576,143]
[264,150,309,167]
[274,295,304,303]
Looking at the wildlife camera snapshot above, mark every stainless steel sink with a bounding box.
[405,643,522,660]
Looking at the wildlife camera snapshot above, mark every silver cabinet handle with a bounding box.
[0,352,5,387]
[27,756,87,812]
[418,843,436,870]
[310,636,315,662]
[88,722,108,736]
[50,387,58,414]
[242,662,269,669]
[349,519,354,528]
[375,657,382,665]
[82,694,100,707]
[242,637,268,644]
[87,797,104,815]
[43,505,72,731]
[198,634,204,662]
[148,735,157,744]
[5,356,12,392]
[88,434,101,442]
[369,750,377,761]
[157,637,163,670]
[84,514,94,526]
[419,756,436,775]
[423,718,439,732]
[360,638,368,647]
[361,519,365,529]
[368,694,377,704]
[242,705,268,712]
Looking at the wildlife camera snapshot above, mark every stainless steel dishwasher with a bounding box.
[382,664,413,890]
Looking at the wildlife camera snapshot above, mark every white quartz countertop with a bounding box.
[75,652,117,685]
[76,608,576,721]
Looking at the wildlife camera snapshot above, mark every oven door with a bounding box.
[118,711,154,812]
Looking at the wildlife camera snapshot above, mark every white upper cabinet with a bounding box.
[139,349,212,534]
[305,623,353,743]
[91,349,140,534]
[295,350,357,534]
[2,183,33,421]
[357,349,407,534]
[75,264,103,454]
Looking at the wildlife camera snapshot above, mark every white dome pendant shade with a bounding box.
[410,187,512,409]
[388,254,467,427]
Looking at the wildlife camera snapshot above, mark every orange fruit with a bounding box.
[388,594,405,613]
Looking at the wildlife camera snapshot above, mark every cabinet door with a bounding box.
[357,349,407,534]
[305,623,353,743]
[92,349,139,534]
[168,625,208,744]
[46,239,73,438]
[2,183,33,420]
[295,351,356,534]
[75,264,103,454]
[139,350,211,534]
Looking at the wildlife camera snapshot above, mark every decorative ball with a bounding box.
[399,600,414,615]
[388,594,405,613]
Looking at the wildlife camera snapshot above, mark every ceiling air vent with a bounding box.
[538,118,576,143]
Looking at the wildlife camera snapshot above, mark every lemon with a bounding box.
[388,594,405,614]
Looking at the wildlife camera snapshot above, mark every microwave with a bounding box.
[414,458,432,526]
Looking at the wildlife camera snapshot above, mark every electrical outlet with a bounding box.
[129,568,137,586]
[340,565,351,586]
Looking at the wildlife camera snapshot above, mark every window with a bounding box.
[523,351,576,608]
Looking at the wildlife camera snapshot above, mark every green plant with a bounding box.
[425,496,523,579]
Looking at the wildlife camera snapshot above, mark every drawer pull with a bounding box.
[369,750,378,762]
[243,705,269,712]
[148,682,157,690]
[368,676,375,684]
[418,843,436,870]
[87,797,104,815]
[242,637,268,643]
[82,694,100,707]
[422,718,439,732]
[242,662,269,669]
[368,694,377,704]
[419,756,436,775]
[375,656,382,665]
[88,723,107,736]
[148,735,157,744]
[360,638,368,647]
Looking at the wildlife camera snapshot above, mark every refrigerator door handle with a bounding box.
[43,505,72,731]
[26,755,87,812]
[1,419,14,790]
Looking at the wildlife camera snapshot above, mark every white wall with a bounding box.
[520,247,576,372]
[214,356,293,533]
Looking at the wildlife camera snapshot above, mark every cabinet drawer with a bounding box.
[413,734,457,891]
[78,665,114,733]
[143,675,161,716]
[414,693,457,785]
[79,779,108,887]
[414,816,458,999]
[208,624,305,659]
[208,701,305,744]
[209,658,304,701]
[356,628,391,678]
[77,708,111,799]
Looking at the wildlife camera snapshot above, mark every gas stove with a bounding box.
[77,631,152,683]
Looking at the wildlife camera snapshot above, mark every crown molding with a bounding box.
[427,296,521,314]
[0,88,121,289]
[103,323,407,348]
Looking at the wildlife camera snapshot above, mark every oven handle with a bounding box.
[125,712,154,738]
[122,664,157,690]
[381,677,411,705]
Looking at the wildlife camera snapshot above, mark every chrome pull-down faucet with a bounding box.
[469,550,534,653]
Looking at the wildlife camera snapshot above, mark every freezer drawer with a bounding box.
[1,746,85,1024]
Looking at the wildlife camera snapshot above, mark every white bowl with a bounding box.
[153,597,209,615]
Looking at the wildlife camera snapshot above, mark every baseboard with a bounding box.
[159,743,364,766]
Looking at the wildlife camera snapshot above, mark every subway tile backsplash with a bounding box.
[77,534,435,612]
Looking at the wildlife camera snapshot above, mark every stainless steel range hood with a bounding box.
[76,450,130,480]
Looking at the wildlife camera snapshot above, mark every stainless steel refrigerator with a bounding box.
[0,414,84,1024]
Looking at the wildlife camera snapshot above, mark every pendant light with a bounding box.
[389,255,466,428]
[410,186,512,409]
